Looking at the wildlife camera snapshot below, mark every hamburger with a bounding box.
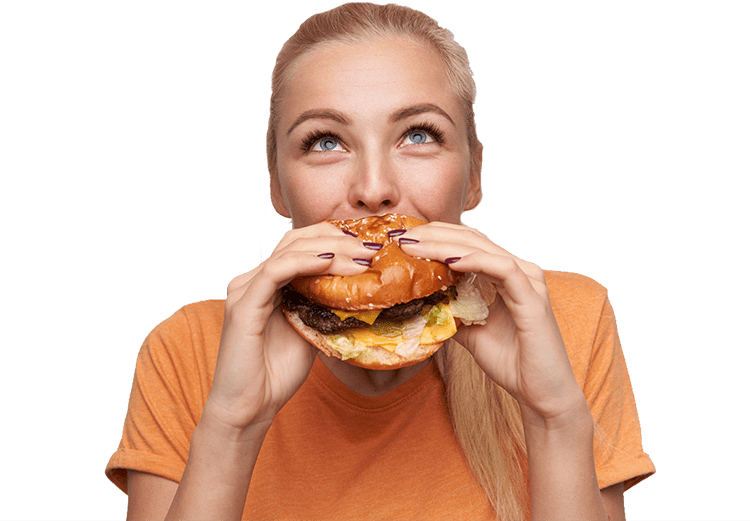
[280,214,489,369]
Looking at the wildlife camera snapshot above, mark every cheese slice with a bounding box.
[419,316,458,345]
[340,305,457,352]
[331,308,382,325]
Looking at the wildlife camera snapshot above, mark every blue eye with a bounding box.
[304,135,344,152]
[401,125,443,147]
[318,137,339,151]
[407,130,429,144]
[303,133,346,153]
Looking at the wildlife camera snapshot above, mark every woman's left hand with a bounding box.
[398,221,586,424]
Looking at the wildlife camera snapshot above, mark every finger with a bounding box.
[271,222,344,253]
[398,221,506,259]
[401,221,492,250]
[446,251,546,313]
[229,251,369,341]
[228,235,383,335]
[229,251,337,331]
[230,230,379,296]
[278,233,382,275]
[399,223,544,283]
[227,222,342,295]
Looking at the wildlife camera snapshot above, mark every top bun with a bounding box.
[289,214,462,310]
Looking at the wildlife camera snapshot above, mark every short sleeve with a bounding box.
[585,296,655,490]
[105,301,223,493]
[548,272,655,491]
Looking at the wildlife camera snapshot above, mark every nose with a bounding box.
[348,153,400,214]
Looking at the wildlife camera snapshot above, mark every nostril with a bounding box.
[356,199,393,209]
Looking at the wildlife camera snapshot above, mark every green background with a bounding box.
[0,0,750,519]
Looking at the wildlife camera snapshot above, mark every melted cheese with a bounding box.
[344,314,457,352]
[331,308,382,325]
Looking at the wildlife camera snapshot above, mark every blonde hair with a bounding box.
[266,3,529,518]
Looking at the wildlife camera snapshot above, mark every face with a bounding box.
[271,37,481,228]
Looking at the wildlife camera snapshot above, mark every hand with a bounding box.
[398,222,585,423]
[202,223,377,438]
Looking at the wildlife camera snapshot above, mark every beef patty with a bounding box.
[281,285,456,335]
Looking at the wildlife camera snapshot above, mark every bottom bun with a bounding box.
[283,309,445,370]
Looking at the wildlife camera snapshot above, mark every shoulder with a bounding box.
[543,269,610,325]
[544,270,608,306]
[149,300,225,339]
[543,271,615,373]
[139,300,226,376]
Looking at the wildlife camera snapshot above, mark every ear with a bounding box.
[463,141,483,211]
[270,172,292,218]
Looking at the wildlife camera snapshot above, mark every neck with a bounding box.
[317,353,431,397]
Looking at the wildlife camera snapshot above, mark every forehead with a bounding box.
[279,37,463,130]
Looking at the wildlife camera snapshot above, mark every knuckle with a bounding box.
[275,228,302,252]
[526,262,545,281]
[227,273,248,295]
[468,225,488,239]
[276,231,293,248]
[501,255,521,274]
[257,260,276,281]
[280,234,311,254]
[227,279,238,295]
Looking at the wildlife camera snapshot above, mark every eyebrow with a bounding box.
[287,109,350,136]
[390,103,455,126]
[286,103,455,136]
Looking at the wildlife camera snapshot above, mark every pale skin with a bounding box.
[126,37,627,520]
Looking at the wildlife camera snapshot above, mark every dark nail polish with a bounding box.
[342,229,357,237]
[387,229,407,237]
[352,258,372,267]
[363,242,383,250]
[317,252,335,259]
[444,257,461,264]
[398,237,420,245]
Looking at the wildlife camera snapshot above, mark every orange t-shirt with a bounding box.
[106,271,654,519]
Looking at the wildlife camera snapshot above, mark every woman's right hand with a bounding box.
[200,222,375,439]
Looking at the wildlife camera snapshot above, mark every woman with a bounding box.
[107,3,654,519]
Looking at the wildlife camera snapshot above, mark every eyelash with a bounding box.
[405,122,445,146]
[300,130,344,153]
[300,123,445,153]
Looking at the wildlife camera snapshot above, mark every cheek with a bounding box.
[278,166,342,226]
[411,157,468,196]
[407,161,471,221]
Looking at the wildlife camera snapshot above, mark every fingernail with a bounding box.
[363,242,383,250]
[398,237,420,245]
[342,229,357,237]
[317,252,335,259]
[444,257,461,264]
[388,229,407,237]
[352,258,372,267]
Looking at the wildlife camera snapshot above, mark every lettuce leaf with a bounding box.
[449,276,490,325]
